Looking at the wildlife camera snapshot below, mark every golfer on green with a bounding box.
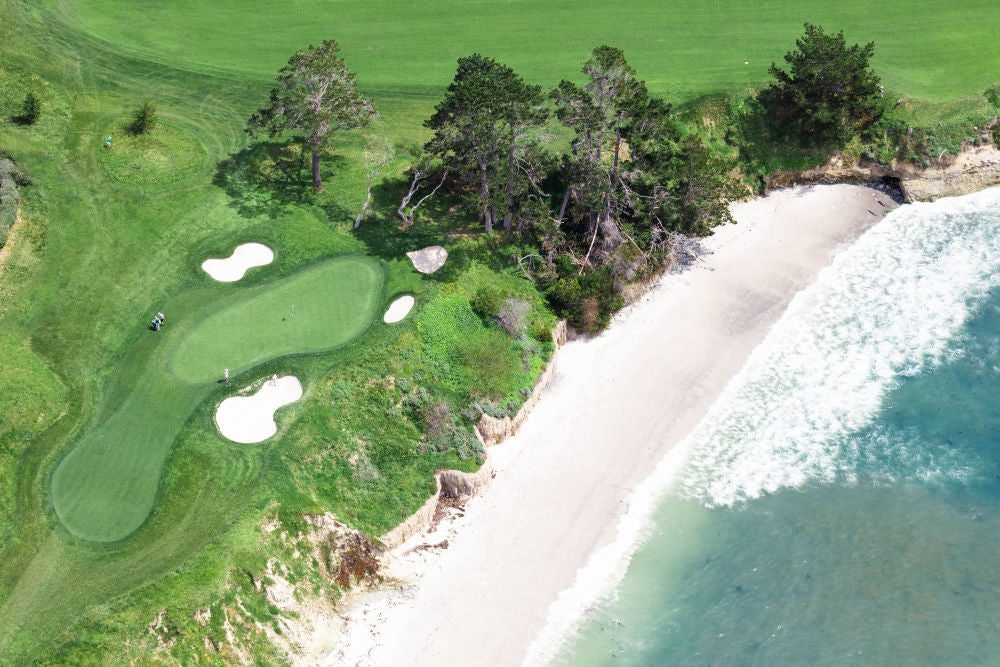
[224,368,229,382]
[105,136,111,148]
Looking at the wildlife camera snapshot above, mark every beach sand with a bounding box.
[326,184,896,666]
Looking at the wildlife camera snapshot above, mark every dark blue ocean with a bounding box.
[549,187,1000,665]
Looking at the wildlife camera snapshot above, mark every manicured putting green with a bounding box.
[171,256,382,383]
[51,256,383,543]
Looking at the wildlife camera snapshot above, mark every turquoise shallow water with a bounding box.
[555,187,1000,665]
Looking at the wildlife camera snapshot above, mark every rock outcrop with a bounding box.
[766,144,1000,203]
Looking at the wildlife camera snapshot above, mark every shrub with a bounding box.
[11,169,32,187]
[19,93,41,125]
[530,320,553,343]
[129,100,157,135]
[496,297,530,337]
[472,399,506,419]
[544,263,623,333]
[424,401,453,440]
[453,430,486,461]
[458,328,521,398]
[471,285,503,319]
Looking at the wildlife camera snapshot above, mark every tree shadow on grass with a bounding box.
[353,177,485,282]
[213,141,351,222]
[726,94,835,180]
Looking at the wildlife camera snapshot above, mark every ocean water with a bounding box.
[550,187,1000,665]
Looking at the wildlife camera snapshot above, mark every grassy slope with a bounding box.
[0,0,997,662]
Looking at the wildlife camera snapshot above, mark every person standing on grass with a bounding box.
[105,136,111,148]
[157,312,165,325]
[224,368,229,383]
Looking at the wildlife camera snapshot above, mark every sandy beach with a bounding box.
[327,183,896,666]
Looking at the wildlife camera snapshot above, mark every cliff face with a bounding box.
[476,319,568,446]
[379,458,495,549]
[767,144,1000,202]
[379,320,568,549]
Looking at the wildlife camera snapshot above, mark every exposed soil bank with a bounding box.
[768,144,1000,203]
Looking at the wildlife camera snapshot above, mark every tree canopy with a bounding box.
[425,54,549,233]
[767,23,883,145]
[248,40,376,190]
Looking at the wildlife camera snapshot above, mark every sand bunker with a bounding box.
[383,295,415,323]
[215,375,302,443]
[406,245,448,274]
[202,243,274,282]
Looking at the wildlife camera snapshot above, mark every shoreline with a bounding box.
[326,183,898,665]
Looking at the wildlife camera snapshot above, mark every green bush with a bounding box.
[129,100,157,135]
[457,327,521,399]
[19,92,41,124]
[544,260,623,333]
[530,319,553,343]
[471,285,503,319]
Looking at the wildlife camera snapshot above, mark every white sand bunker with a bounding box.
[202,243,274,282]
[383,295,415,323]
[215,375,302,443]
[406,245,448,274]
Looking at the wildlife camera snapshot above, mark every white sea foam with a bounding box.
[678,187,1000,506]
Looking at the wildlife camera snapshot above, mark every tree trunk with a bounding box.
[556,188,570,227]
[479,157,492,233]
[504,143,516,231]
[354,186,371,229]
[579,213,601,275]
[311,150,323,190]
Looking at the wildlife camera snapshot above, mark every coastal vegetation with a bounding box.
[0,0,998,662]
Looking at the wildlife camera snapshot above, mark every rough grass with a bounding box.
[0,334,66,549]
[97,120,204,185]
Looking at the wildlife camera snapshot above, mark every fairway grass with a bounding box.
[171,256,382,383]
[52,256,383,542]
[56,0,1000,105]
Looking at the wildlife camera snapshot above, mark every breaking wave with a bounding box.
[677,187,1000,506]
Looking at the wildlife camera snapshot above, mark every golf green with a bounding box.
[171,256,383,383]
[51,256,383,543]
